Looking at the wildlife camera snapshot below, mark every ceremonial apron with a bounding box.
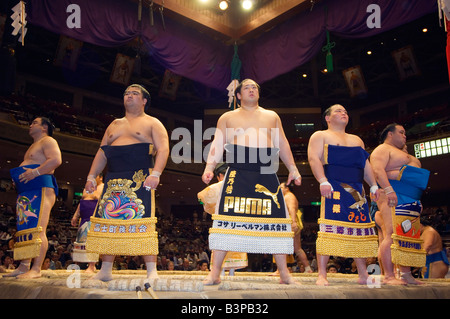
[316,144,378,258]
[72,199,99,263]
[389,165,430,267]
[10,164,58,260]
[208,144,293,255]
[86,143,158,256]
[198,180,248,270]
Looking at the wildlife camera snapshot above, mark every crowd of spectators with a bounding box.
[1,201,448,276]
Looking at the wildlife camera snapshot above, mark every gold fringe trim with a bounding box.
[86,217,158,256]
[209,227,294,238]
[316,232,378,258]
[391,246,426,267]
[391,234,426,267]
[212,214,292,224]
[14,241,42,260]
[13,227,43,260]
[86,233,158,256]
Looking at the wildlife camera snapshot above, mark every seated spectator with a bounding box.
[197,260,209,272]
[177,258,194,271]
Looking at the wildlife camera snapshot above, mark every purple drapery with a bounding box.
[26,0,233,90]
[26,0,436,90]
[239,0,437,84]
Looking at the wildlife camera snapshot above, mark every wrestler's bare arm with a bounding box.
[37,137,62,174]
[370,145,397,206]
[274,113,301,186]
[307,131,334,199]
[307,131,326,182]
[370,145,392,189]
[144,117,169,189]
[353,136,380,200]
[149,117,169,174]
[421,228,434,254]
[85,125,111,192]
[202,113,228,184]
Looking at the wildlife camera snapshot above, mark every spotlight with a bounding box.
[241,0,253,10]
[219,0,229,10]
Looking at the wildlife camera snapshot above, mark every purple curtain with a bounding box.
[239,0,437,84]
[26,0,233,90]
[26,0,436,90]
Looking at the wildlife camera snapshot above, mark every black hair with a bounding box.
[124,84,151,111]
[214,163,228,178]
[234,79,261,99]
[322,104,344,128]
[380,123,400,143]
[38,117,55,136]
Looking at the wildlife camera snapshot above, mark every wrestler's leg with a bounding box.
[294,232,312,273]
[17,187,55,279]
[274,254,299,285]
[354,258,369,285]
[399,265,424,285]
[374,210,385,275]
[316,254,330,286]
[2,259,31,277]
[377,198,406,285]
[203,250,226,285]
[86,262,96,273]
[92,255,114,281]
[144,255,158,279]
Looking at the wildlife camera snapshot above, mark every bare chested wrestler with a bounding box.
[308,104,380,286]
[371,123,427,285]
[84,84,169,281]
[7,117,62,279]
[420,219,449,279]
[202,79,302,285]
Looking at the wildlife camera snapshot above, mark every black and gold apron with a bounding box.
[208,144,294,254]
[86,143,158,256]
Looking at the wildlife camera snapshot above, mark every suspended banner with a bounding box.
[342,65,368,98]
[110,53,135,86]
[391,45,421,81]
[53,35,83,71]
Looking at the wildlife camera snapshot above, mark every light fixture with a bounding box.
[219,0,229,10]
[241,0,253,10]
[367,50,372,55]
[422,28,428,33]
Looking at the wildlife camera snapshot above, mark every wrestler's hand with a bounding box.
[291,221,299,234]
[386,191,398,207]
[287,166,302,186]
[85,180,97,194]
[144,175,159,191]
[202,171,214,184]
[19,168,38,184]
[320,182,333,199]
